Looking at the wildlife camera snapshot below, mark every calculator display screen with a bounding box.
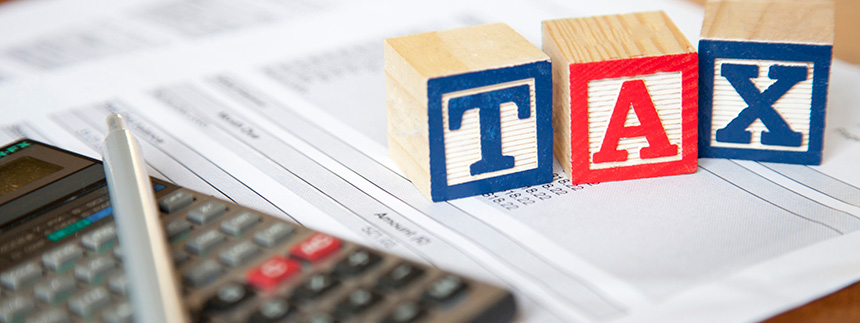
[0,156,64,196]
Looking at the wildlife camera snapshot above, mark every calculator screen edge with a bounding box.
[0,139,102,229]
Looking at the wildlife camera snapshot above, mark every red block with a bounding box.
[568,54,698,184]
[543,12,699,185]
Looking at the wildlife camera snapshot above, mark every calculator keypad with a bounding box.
[80,226,117,251]
[0,295,35,322]
[184,259,223,288]
[0,184,515,323]
[67,286,111,318]
[246,256,300,290]
[34,275,75,304]
[41,244,83,272]
[220,212,259,236]
[28,307,69,323]
[158,190,193,213]
[187,201,227,225]
[291,233,342,262]
[0,263,42,291]
[248,298,294,322]
[186,230,226,255]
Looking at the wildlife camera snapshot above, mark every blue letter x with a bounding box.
[716,63,807,147]
[448,84,530,176]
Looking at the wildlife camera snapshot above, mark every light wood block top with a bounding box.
[384,23,548,80]
[542,11,695,64]
[701,0,835,45]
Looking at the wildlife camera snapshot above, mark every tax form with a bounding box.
[2,0,860,321]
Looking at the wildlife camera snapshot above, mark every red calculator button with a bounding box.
[247,256,300,290]
[290,233,341,262]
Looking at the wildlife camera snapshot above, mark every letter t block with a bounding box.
[542,12,698,185]
[385,23,553,202]
[698,0,834,165]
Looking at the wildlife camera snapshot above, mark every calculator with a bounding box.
[0,139,516,323]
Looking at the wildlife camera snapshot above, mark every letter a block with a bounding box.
[699,0,834,165]
[384,23,553,201]
[542,12,698,184]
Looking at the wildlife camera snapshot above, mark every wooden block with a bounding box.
[542,12,698,185]
[698,0,834,165]
[385,23,553,201]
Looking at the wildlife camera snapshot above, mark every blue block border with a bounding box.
[426,61,553,201]
[698,39,832,165]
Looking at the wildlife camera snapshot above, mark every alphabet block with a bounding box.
[385,23,553,201]
[542,12,698,185]
[698,0,834,165]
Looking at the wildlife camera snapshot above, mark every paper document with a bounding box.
[2,0,860,321]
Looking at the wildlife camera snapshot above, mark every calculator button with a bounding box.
[254,222,295,247]
[290,233,341,262]
[219,241,261,267]
[113,246,123,260]
[34,275,76,304]
[183,259,223,287]
[334,288,382,317]
[172,250,190,266]
[292,273,339,301]
[74,255,116,284]
[102,301,133,323]
[334,249,381,277]
[203,282,254,314]
[187,201,227,225]
[246,256,300,290]
[220,211,260,236]
[0,295,35,323]
[158,190,193,213]
[81,225,117,251]
[186,230,226,255]
[421,275,467,304]
[68,287,111,318]
[27,307,69,323]
[165,219,192,240]
[42,244,84,272]
[377,263,424,291]
[303,312,338,323]
[383,302,425,323]
[0,262,42,290]
[248,299,295,323]
[107,273,128,296]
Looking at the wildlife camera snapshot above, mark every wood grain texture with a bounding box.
[764,280,860,323]
[691,0,859,65]
[698,0,832,165]
[834,0,860,64]
[542,26,573,176]
[441,79,539,186]
[542,12,697,184]
[587,72,684,169]
[701,0,835,45]
[385,72,432,198]
[567,54,699,184]
[542,11,695,64]
[384,23,548,82]
[385,23,551,201]
[709,58,814,152]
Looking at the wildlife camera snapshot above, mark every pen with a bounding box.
[102,113,187,323]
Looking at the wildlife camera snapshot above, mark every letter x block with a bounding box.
[385,23,553,201]
[699,0,834,165]
[542,12,698,185]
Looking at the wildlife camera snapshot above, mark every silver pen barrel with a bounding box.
[102,113,187,323]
